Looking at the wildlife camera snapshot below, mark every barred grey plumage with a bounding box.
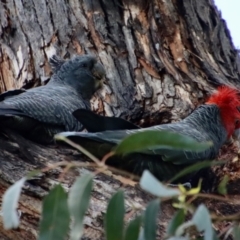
[0,55,106,144]
[57,104,228,182]
[55,84,240,184]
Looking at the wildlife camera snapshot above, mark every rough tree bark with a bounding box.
[0,0,240,239]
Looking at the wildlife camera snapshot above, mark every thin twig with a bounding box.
[196,193,233,203]
[57,137,103,166]
[101,151,115,163]
[212,213,240,222]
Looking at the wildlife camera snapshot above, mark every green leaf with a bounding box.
[233,226,240,239]
[2,170,41,230]
[217,175,229,195]
[137,228,145,240]
[124,216,142,240]
[192,204,213,240]
[167,209,185,235]
[212,231,220,240]
[169,161,226,183]
[105,190,125,240]
[68,173,93,240]
[2,177,27,229]
[140,170,180,197]
[38,185,70,240]
[168,237,189,240]
[26,170,42,179]
[114,130,212,156]
[144,199,160,240]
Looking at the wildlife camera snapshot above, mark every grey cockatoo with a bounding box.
[56,86,240,182]
[0,54,106,144]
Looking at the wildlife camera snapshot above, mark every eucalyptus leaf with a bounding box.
[140,170,180,197]
[105,190,125,240]
[26,170,41,178]
[38,185,70,240]
[217,175,229,195]
[233,226,240,239]
[2,177,26,229]
[124,216,142,240]
[144,199,160,240]
[213,231,220,240]
[169,161,226,183]
[68,173,93,240]
[168,237,189,240]
[192,204,213,240]
[114,130,212,156]
[138,228,146,240]
[167,209,185,235]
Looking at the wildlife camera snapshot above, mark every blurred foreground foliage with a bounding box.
[1,130,239,240]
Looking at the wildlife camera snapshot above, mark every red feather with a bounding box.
[206,86,240,137]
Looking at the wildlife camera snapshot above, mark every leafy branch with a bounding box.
[1,130,239,240]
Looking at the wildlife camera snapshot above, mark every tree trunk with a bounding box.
[0,0,240,239]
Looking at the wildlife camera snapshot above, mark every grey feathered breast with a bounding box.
[1,85,88,131]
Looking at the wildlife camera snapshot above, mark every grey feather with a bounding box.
[49,55,66,73]
[73,108,140,132]
[0,55,106,144]
[57,104,228,182]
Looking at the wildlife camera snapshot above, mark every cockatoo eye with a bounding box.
[235,119,240,128]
